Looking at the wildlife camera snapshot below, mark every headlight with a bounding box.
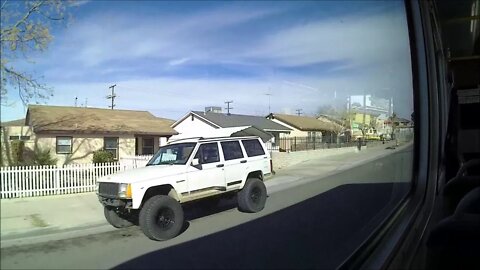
[118,183,132,199]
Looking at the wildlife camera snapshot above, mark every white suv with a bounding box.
[97,136,271,240]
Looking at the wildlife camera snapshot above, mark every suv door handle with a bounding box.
[240,160,247,164]
[216,164,224,168]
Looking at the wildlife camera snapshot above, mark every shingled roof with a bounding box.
[268,113,344,132]
[0,118,26,127]
[25,105,178,136]
[172,111,292,132]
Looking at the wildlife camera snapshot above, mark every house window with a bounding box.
[142,138,154,155]
[104,137,119,159]
[8,135,29,141]
[56,136,72,154]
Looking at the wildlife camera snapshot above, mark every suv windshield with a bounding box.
[146,143,196,166]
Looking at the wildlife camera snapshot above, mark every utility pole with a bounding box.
[107,84,117,110]
[363,91,367,139]
[265,93,272,114]
[225,100,233,115]
[295,109,303,116]
[85,98,88,108]
[74,96,78,107]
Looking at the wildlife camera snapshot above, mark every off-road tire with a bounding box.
[139,195,184,241]
[237,178,267,213]
[104,207,134,228]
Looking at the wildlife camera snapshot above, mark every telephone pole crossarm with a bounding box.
[107,84,117,109]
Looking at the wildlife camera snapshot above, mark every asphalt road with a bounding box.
[0,145,413,269]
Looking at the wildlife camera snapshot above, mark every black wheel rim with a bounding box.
[156,208,175,230]
[250,187,262,204]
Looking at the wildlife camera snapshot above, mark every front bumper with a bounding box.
[97,195,132,208]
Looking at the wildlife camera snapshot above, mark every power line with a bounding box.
[225,100,233,115]
[107,84,117,110]
[295,109,303,116]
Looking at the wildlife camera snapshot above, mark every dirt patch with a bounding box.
[30,214,48,228]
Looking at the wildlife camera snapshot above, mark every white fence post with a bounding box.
[54,165,60,195]
[0,162,138,199]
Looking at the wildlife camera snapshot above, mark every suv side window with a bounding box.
[221,141,244,161]
[194,143,220,164]
[242,139,265,157]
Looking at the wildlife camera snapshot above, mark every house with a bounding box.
[171,109,292,148]
[267,113,345,143]
[317,114,351,142]
[1,105,178,166]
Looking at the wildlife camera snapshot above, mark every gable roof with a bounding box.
[170,126,273,143]
[25,105,178,136]
[269,113,344,132]
[317,114,345,126]
[173,111,291,132]
[0,118,26,127]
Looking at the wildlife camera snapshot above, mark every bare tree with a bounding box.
[1,0,70,106]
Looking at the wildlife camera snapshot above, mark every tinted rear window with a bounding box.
[242,139,265,157]
[221,141,244,160]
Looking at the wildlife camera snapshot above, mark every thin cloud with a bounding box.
[252,13,409,68]
[168,58,191,66]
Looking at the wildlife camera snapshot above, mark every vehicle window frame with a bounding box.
[340,1,439,268]
[241,139,266,157]
[220,140,245,161]
[194,142,221,164]
[147,142,196,166]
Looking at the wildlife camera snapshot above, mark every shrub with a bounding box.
[11,140,25,166]
[32,148,58,166]
[93,150,115,163]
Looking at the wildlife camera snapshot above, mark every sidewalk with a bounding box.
[0,141,409,248]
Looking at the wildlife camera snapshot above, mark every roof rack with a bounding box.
[168,135,260,144]
[168,137,204,143]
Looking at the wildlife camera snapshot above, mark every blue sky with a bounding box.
[1,0,413,122]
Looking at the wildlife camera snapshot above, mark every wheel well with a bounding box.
[141,185,179,206]
[247,170,264,181]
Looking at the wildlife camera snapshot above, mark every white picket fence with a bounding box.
[0,162,139,199]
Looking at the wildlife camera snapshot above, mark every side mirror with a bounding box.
[191,158,202,170]
[192,158,200,166]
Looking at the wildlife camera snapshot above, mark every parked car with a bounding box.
[96,136,272,240]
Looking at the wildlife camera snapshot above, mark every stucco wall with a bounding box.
[31,134,136,166]
[171,115,217,139]
[270,119,308,137]
[1,126,35,166]
[1,126,172,166]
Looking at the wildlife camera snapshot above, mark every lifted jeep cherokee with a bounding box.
[96,136,271,240]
